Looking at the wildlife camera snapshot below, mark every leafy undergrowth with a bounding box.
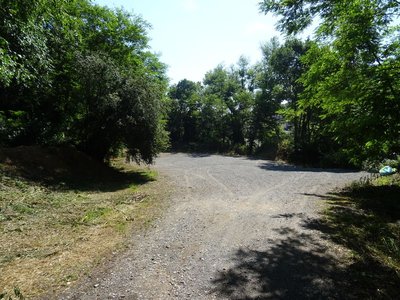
[320,173,400,298]
[0,147,168,298]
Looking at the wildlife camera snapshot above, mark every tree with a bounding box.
[0,0,168,163]
[260,0,400,166]
[70,3,168,162]
[250,38,311,158]
[269,39,311,153]
[166,60,257,154]
[247,38,280,154]
[203,63,254,151]
[167,79,201,148]
[0,0,82,145]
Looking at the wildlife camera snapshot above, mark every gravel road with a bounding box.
[59,153,363,300]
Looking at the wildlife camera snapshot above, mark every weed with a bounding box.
[381,237,400,259]
[63,274,78,283]
[114,220,128,233]
[10,203,34,215]
[319,173,400,297]
[0,148,167,298]
[81,207,112,224]
[362,155,400,172]
[0,287,25,300]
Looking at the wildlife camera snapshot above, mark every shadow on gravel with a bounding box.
[258,162,358,173]
[212,222,398,299]
[168,151,212,158]
[212,184,400,300]
[187,153,212,158]
[271,213,306,219]
[211,227,356,300]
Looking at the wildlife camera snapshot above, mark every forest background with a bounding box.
[1,0,399,169]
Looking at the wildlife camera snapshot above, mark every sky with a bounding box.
[93,0,289,83]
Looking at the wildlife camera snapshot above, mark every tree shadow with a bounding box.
[163,151,213,158]
[258,161,358,173]
[336,185,400,221]
[186,152,213,158]
[59,167,156,192]
[0,146,155,192]
[301,186,400,299]
[212,182,400,300]
[271,212,306,219]
[212,228,357,300]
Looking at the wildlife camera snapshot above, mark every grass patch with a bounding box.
[318,173,400,298]
[81,207,113,223]
[0,148,169,298]
[0,287,25,300]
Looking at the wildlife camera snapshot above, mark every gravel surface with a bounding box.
[59,153,364,300]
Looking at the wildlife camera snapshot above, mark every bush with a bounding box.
[362,155,400,173]
[276,137,294,161]
[381,156,400,169]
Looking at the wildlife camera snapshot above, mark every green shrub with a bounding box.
[276,138,294,161]
[362,155,400,173]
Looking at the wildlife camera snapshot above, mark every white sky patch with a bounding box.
[243,21,275,36]
[182,0,199,12]
[93,0,283,83]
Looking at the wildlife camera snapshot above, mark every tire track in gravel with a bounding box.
[206,168,235,197]
[58,153,364,300]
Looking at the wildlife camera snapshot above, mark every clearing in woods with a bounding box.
[59,153,364,299]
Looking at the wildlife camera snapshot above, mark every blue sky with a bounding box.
[93,0,284,83]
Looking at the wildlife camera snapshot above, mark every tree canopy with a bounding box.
[2,0,399,168]
[164,0,400,167]
[258,0,400,166]
[0,0,168,163]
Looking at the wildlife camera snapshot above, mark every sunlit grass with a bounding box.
[0,156,166,298]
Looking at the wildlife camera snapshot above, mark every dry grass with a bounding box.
[0,150,169,298]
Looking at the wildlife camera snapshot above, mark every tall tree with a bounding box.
[166,60,257,153]
[248,38,281,155]
[0,0,168,163]
[260,0,400,165]
[203,63,254,150]
[250,38,311,158]
[167,79,201,148]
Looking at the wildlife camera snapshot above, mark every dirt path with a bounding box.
[59,153,363,299]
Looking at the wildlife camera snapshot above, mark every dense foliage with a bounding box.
[166,40,312,158]
[0,0,168,163]
[167,58,269,154]
[2,0,399,168]
[167,0,400,168]
[259,0,400,166]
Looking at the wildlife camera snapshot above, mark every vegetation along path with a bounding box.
[60,153,363,299]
